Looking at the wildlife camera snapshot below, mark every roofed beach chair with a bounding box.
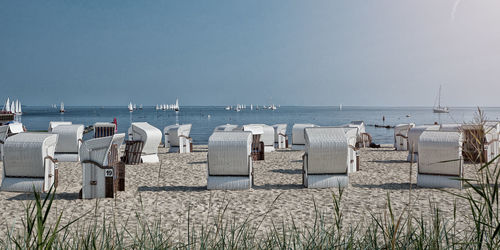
[164,124,193,153]
[80,133,125,199]
[246,124,275,152]
[303,127,349,188]
[292,123,317,150]
[48,121,72,132]
[7,122,24,135]
[94,122,116,138]
[348,121,372,148]
[0,133,59,192]
[273,124,288,149]
[207,131,253,190]
[407,125,440,162]
[214,124,239,132]
[51,124,84,162]
[394,123,415,151]
[128,122,162,163]
[241,125,265,160]
[417,130,463,189]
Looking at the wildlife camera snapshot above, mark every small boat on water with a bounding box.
[59,102,65,113]
[174,98,179,112]
[433,85,449,113]
[225,106,231,110]
[128,102,133,112]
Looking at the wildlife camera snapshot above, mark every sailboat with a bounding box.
[16,100,22,115]
[3,98,11,113]
[59,102,65,113]
[174,98,179,112]
[339,104,343,111]
[433,85,449,113]
[128,102,133,112]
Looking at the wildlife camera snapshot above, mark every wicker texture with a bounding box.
[304,127,348,175]
[418,131,463,177]
[208,132,252,176]
[164,124,192,147]
[292,124,316,146]
[1,133,58,192]
[94,122,116,138]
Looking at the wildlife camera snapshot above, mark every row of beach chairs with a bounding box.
[0,119,420,199]
[394,122,500,189]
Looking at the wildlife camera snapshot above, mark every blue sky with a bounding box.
[1,1,499,106]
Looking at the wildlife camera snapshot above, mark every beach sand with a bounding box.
[0,144,481,241]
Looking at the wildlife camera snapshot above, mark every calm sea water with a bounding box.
[12,106,500,145]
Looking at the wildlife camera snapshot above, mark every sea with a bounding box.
[11,106,500,145]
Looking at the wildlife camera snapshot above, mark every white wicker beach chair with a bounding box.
[417,131,463,189]
[80,133,125,199]
[394,123,415,151]
[51,124,84,162]
[348,121,372,148]
[0,133,59,192]
[214,124,239,132]
[407,125,440,162]
[8,123,24,134]
[292,124,317,150]
[245,124,275,152]
[303,127,349,188]
[273,124,288,149]
[207,131,253,190]
[485,121,500,163]
[94,122,116,138]
[48,121,72,132]
[462,123,499,163]
[128,122,162,163]
[164,124,192,153]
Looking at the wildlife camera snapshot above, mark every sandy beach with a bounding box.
[0,144,480,241]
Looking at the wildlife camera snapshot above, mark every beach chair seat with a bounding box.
[273,124,288,149]
[292,123,317,150]
[407,125,440,162]
[1,133,59,193]
[207,131,253,190]
[164,124,193,153]
[417,130,463,189]
[94,122,116,138]
[394,123,415,151]
[80,133,125,199]
[121,140,144,165]
[128,122,162,163]
[51,124,84,162]
[348,121,372,148]
[303,127,349,188]
[48,121,72,132]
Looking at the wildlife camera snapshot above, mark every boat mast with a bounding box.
[438,85,441,108]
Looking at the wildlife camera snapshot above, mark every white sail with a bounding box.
[11,101,15,113]
[15,100,19,114]
[175,99,179,111]
[128,102,133,112]
[18,101,22,114]
[60,102,65,112]
[4,98,10,112]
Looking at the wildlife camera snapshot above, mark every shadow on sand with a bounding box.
[138,185,206,192]
[270,169,302,175]
[7,192,80,201]
[352,182,417,190]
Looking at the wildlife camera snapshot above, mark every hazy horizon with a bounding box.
[1,1,499,106]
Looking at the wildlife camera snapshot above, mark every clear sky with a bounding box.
[1,0,499,107]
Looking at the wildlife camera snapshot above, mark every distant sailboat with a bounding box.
[339,104,343,111]
[16,100,22,115]
[174,98,179,112]
[10,101,15,114]
[128,102,133,112]
[433,85,449,113]
[3,98,11,113]
[156,104,159,110]
[59,102,65,113]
